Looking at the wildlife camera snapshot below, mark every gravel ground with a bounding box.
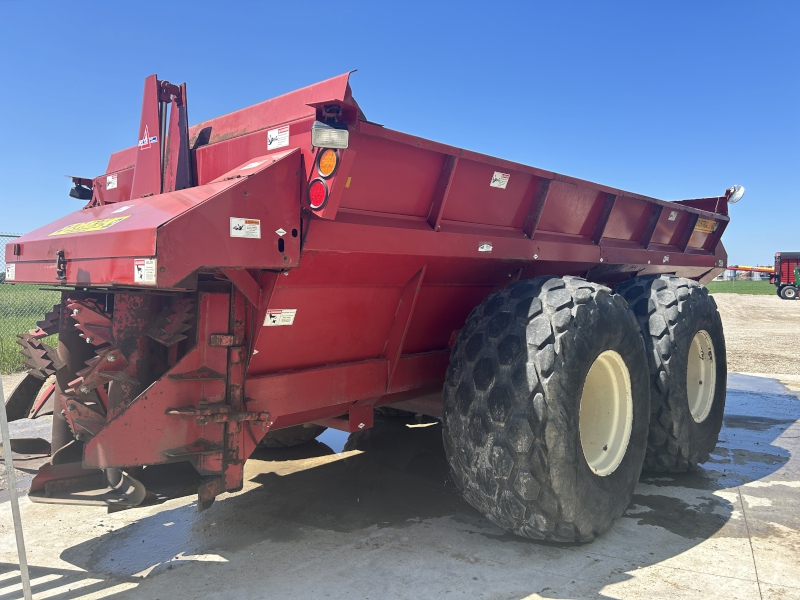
[712,293,800,376]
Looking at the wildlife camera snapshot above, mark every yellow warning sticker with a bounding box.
[694,218,718,234]
[48,216,131,236]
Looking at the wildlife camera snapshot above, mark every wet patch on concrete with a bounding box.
[709,446,788,467]
[627,493,734,539]
[724,414,795,432]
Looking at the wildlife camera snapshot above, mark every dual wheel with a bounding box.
[442,275,726,542]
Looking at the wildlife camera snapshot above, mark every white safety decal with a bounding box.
[275,228,286,237]
[267,125,289,150]
[490,172,510,189]
[138,125,157,150]
[134,258,157,284]
[230,217,261,239]
[668,210,678,221]
[111,205,132,214]
[264,309,296,326]
[478,242,493,252]
[5,263,15,281]
[107,173,118,190]
[240,161,266,171]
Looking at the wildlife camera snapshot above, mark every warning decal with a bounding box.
[490,172,510,189]
[264,309,297,326]
[107,173,118,190]
[230,217,261,239]
[267,125,289,150]
[49,216,130,236]
[5,263,15,281]
[694,218,718,234]
[138,125,157,150]
[133,258,157,284]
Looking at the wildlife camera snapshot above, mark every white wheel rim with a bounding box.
[579,350,634,476]
[687,330,716,423]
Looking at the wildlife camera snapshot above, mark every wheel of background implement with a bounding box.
[780,285,798,300]
[442,276,650,542]
[776,285,784,298]
[259,424,327,448]
[617,275,727,472]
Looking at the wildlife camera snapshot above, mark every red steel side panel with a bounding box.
[188,72,354,148]
[602,196,651,244]
[93,168,134,205]
[130,74,163,199]
[107,147,137,174]
[157,150,302,287]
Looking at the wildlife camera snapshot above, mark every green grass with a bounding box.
[705,280,775,295]
[0,284,61,373]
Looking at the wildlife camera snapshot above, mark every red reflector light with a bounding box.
[308,178,328,210]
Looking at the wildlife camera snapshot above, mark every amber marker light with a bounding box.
[317,149,339,178]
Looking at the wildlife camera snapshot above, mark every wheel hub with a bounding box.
[687,330,716,423]
[579,350,634,476]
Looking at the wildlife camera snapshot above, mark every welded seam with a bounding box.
[737,486,764,600]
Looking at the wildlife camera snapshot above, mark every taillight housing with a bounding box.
[308,178,328,210]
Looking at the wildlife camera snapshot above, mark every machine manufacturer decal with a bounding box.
[107,173,118,190]
[267,125,289,150]
[490,172,510,189]
[264,309,296,326]
[138,125,158,150]
[694,218,718,234]
[133,258,157,284]
[478,242,493,252]
[111,205,133,214]
[230,217,261,239]
[48,216,131,236]
[5,263,15,281]
[240,160,266,170]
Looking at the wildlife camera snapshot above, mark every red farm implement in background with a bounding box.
[4,72,738,542]
[772,252,800,300]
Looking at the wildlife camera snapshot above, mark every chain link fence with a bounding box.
[1,233,62,374]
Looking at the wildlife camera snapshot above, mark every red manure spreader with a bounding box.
[4,73,737,541]
[772,252,800,300]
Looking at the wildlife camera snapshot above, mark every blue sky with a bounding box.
[1,1,797,265]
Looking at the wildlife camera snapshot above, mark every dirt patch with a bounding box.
[712,293,800,375]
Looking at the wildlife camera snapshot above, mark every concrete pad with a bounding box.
[0,373,797,599]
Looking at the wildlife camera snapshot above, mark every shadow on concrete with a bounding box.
[42,374,800,599]
[0,561,135,600]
